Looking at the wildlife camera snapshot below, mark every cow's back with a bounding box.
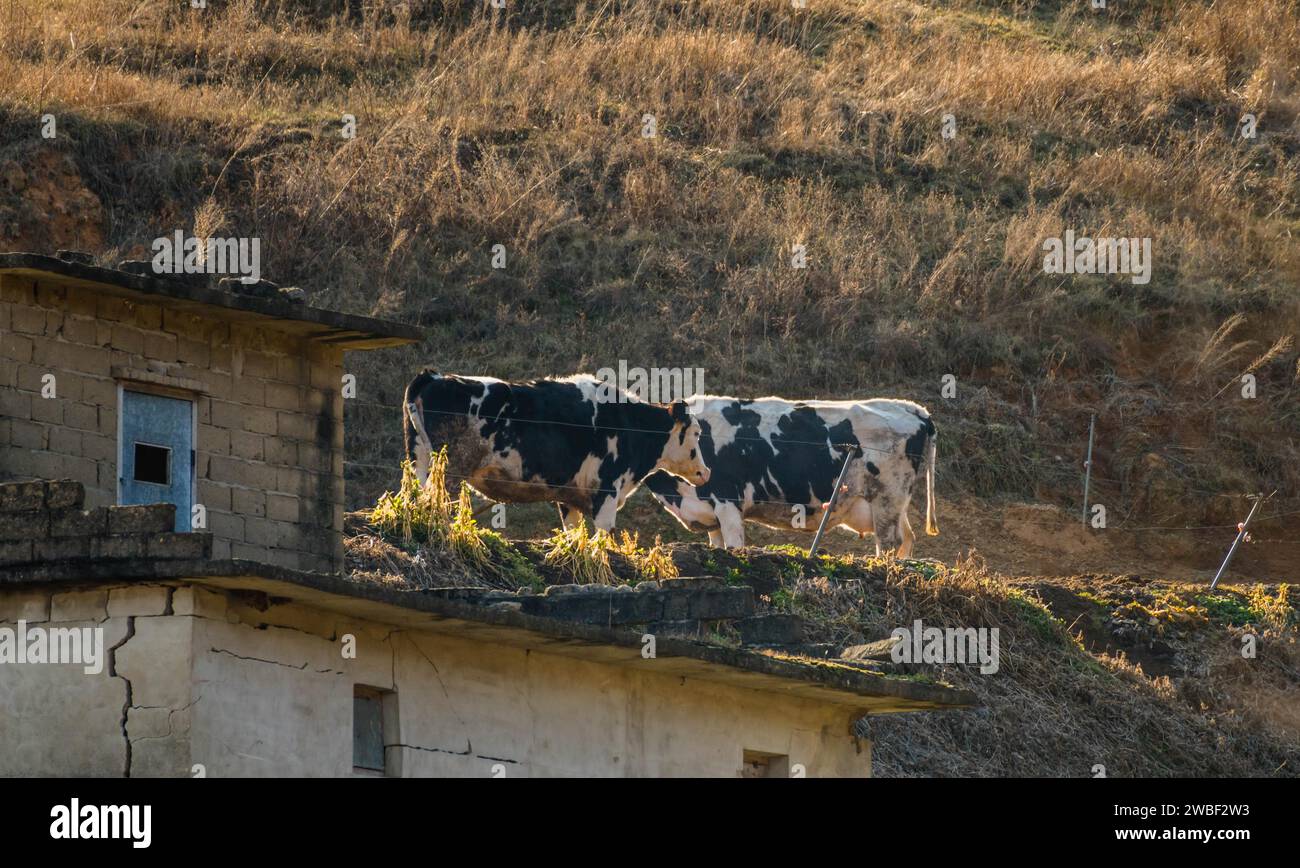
[653,394,934,512]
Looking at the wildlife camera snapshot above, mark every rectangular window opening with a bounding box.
[353,685,396,775]
[133,442,171,485]
[741,749,791,779]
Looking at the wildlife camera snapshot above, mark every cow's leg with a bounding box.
[873,508,903,554]
[592,497,619,532]
[707,529,725,548]
[896,513,916,558]
[716,503,745,549]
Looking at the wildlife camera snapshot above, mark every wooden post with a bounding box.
[1081,413,1096,526]
[809,445,857,557]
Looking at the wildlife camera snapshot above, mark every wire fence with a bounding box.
[337,397,1300,543]
[340,396,1298,500]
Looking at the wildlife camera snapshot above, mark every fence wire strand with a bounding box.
[340,399,1299,529]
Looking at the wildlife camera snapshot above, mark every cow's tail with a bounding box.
[924,420,939,536]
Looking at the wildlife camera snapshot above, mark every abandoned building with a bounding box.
[0,252,421,572]
[0,252,973,777]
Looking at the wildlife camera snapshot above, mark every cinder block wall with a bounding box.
[0,480,211,566]
[0,275,344,573]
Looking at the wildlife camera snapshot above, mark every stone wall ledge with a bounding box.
[0,480,211,565]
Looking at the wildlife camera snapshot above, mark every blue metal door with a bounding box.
[119,390,193,532]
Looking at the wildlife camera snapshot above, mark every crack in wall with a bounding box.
[209,647,310,671]
[208,647,344,674]
[391,742,470,757]
[398,631,473,756]
[106,615,136,778]
[16,588,550,776]
[129,697,201,745]
[389,743,519,765]
[251,619,338,642]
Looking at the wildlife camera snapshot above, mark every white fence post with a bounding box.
[809,445,858,557]
[1209,492,1271,590]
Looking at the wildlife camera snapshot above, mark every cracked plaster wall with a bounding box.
[1,583,870,778]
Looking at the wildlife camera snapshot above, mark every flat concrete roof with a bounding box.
[0,252,423,350]
[0,557,977,715]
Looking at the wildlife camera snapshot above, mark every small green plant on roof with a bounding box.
[1197,585,1293,630]
[816,553,854,580]
[1005,587,1070,647]
[447,483,490,569]
[543,517,616,584]
[1246,583,1294,630]
[777,559,804,584]
[481,531,546,592]
[901,559,943,581]
[1195,592,1252,627]
[370,453,456,548]
[1077,590,1112,608]
[767,586,796,612]
[1120,588,1210,633]
[613,531,679,581]
[706,622,742,648]
[369,453,542,587]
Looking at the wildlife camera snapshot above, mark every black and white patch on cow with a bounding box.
[644,396,938,555]
[402,371,710,531]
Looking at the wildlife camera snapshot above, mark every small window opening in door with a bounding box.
[133,443,171,485]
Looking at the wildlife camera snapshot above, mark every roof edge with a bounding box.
[0,252,423,350]
[0,557,977,713]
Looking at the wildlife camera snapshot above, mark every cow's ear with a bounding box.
[669,400,690,424]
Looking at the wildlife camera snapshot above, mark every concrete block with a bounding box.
[107,586,172,618]
[147,533,212,560]
[0,540,33,565]
[50,589,108,622]
[45,480,84,510]
[107,504,175,535]
[0,590,51,624]
[0,481,45,511]
[92,535,146,559]
[0,510,48,541]
[34,535,92,560]
[736,614,805,646]
[51,507,108,537]
[172,585,227,619]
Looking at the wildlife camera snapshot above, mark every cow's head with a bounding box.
[654,401,711,485]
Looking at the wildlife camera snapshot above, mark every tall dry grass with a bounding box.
[1,0,1298,524]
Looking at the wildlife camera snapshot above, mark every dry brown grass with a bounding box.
[770,554,1300,777]
[2,0,1298,527]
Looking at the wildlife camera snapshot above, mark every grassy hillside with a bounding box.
[4,0,1297,776]
[2,0,1299,541]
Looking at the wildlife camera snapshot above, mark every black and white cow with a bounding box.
[402,371,710,531]
[644,396,938,555]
